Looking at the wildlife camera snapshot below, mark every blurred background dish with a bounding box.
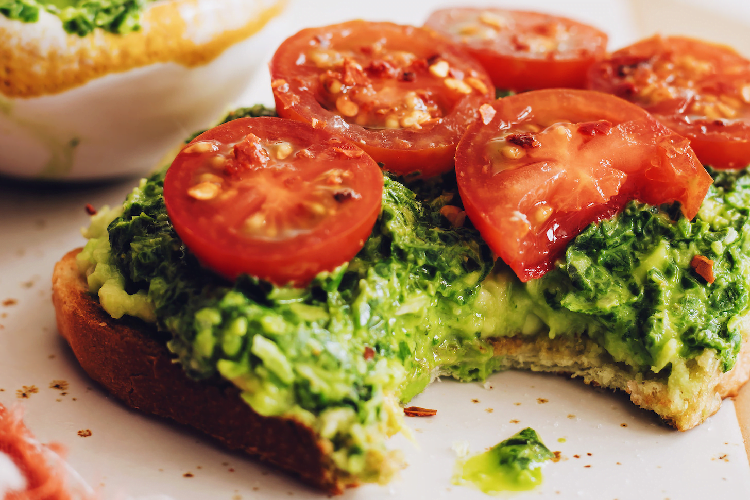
[0,0,286,181]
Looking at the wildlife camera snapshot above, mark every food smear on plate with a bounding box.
[0,403,94,499]
[452,428,554,494]
[587,35,750,169]
[270,20,495,177]
[425,8,608,91]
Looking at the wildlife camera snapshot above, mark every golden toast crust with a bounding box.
[52,249,351,494]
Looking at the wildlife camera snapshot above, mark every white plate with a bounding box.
[2,1,750,499]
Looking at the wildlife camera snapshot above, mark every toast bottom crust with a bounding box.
[489,323,750,431]
[53,246,750,490]
[52,249,351,494]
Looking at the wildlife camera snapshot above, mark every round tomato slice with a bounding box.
[270,20,495,178]
[164,117,383,286]
[425,8,608,92]
[456,90,712,282]
[587,35,750,169]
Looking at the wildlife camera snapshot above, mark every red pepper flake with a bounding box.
[471,399,480,403]
[509,419,520,424]
[404,406,437,417]
[77,429,92,437]
[551,451,562,463]
[363,346,375,360]
[537,398,549,404]
[183,472,194,478]
[2,299,17,307]
[691,255,715,284]
[85,203,97,215]
[507,133,541,149]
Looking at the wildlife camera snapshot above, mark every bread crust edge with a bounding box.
[52,248,351,494]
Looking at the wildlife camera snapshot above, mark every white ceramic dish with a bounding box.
[0,0,286,181]
[1,0,749,499]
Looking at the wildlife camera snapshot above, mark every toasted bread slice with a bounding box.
[489,329,750,431]
[52,249,353,494]
[53,245,750,492]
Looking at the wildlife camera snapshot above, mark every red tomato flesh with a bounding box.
[456,90,712,282]
[425,8,608,92]
[270,20,495,178]
[164,117,383,287]
[587,35,750,169]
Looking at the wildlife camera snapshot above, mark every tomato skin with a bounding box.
[587,36,750,169]
[164,117,383,287]
[425,8,608,91]
[270,20,495,178]
[456,90,712,282]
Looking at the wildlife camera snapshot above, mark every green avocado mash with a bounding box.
[77,106,750,483]
[453,428,554,494]
[1,0,156,36]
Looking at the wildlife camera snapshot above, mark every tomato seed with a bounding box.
[385,115,400,129]
[533,205,554,225]
[444,78,472,94]
[716,101,738,119]
[184,141,217,154]
[501,145,525,160]
[276,142,294,160]
[465,77,488,95]
[429,60,450,78]
[188,182,220,201]
[457,24,480,36]
[328,79,343,94]
[336,96,359,117]
[479,11,508,29]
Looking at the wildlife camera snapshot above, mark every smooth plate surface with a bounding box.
[2,1,750,499]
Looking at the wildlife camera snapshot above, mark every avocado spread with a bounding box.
[454,428,554,493]
[1,0,156,36]
[78,106,750,483]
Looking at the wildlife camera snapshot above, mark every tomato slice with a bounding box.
[164,117,383,286]
[455,90,712,282]
[587,35,750,169]
[425,8,608,92]
[270,20,495,178]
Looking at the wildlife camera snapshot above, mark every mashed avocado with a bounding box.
[77,107,750,483]
[453,428,554,493]
[1,0,156,36]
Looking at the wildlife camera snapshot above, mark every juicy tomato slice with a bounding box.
[164,117,383,287]
[270,20,495,178]
[425,8,608,92]
[587,35,750,169]
[455,89,712,282]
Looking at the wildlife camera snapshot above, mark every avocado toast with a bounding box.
[51,103,750,492]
